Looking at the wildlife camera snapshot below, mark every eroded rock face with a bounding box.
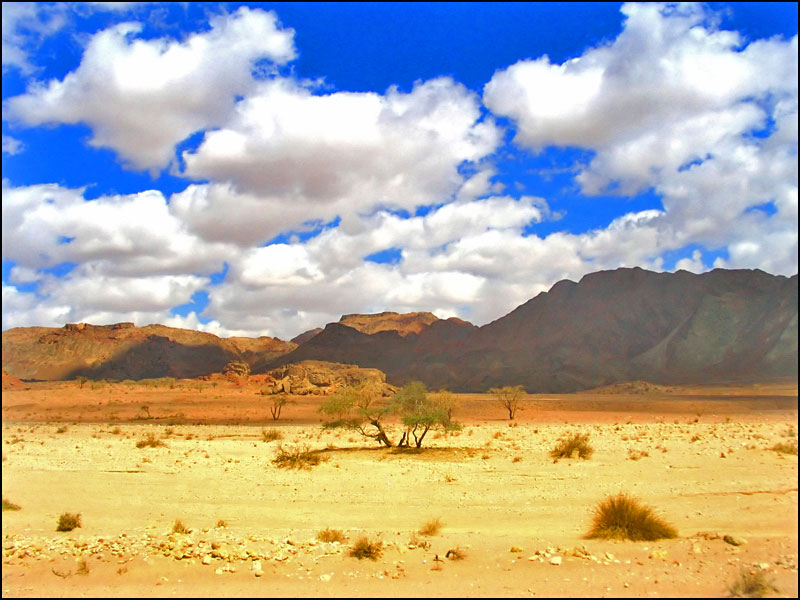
[2,323,296,381]
[338,312,441,336]
[263,360,394,395]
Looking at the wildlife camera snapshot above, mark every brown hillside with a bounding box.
[1,322,295,381]
[265,268,798,392]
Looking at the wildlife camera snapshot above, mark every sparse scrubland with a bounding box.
[1,379,797,597]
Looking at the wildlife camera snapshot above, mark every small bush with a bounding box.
[56,512,82,532]
[349,536,383,560]
[272,445,323,469]
[135,433,165,449]
[3,498,21,511]
[586,493,677,541]
[771,440,798,455]
[727,568,778,598]
[418,517,443,537]
[261,428,283,442]
[551,432,594,460]
[316,528,347,543]
[172,519,190,534]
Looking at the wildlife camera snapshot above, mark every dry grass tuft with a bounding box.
[551,432,594,460]
[727,568,778,598]
[56,512,82,532]
[3,498,21,511]
[349,536,383,560]
[135,433,166,449]
[586,493,677,541]
[445,547,468,560]
[771,440,798,455]
[261,427,283,442]
[171,519,190,534]
[272,445,324,469]
[419,517,443,536]
[316,528,347,543]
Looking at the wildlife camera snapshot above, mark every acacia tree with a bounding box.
[319,382,394,447]
[393,381,460,448]
[488,385,526,420]
[268,392,293,420]
[319,381,459,449]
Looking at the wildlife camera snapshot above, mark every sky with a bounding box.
[2,2,798,341]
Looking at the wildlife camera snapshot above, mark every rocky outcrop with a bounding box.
[338,311,441,336]
[263,360,394,396]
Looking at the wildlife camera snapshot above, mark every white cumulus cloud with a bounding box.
[5,7,296,171]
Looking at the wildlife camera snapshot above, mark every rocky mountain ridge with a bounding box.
[2,267,797,392]
[267,267,798,392]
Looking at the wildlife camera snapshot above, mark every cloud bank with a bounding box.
[2,3,797,340]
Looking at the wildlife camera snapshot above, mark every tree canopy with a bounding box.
[319,381,459,448]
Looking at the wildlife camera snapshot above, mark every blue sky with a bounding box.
[2,2,797,340]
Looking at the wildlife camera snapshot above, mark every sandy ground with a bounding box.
[2,379,798,598]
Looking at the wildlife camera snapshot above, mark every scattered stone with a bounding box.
[510,546,523,553]
[723,535,746,546]
[549,556,562,566]
[571,546,592,559]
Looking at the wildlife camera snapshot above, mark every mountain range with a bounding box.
[3,267,797,392]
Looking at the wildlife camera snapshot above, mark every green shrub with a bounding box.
[551,432,594,460]
[586,493,677,541]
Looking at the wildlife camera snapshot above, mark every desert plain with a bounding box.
[2,377,798,598]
